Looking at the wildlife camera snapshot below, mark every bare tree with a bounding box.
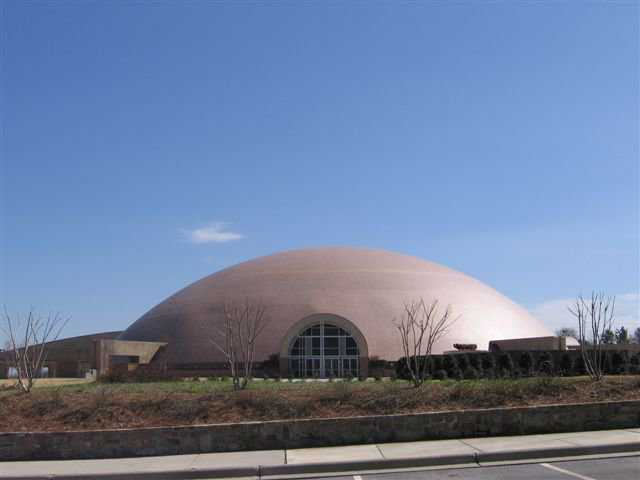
[1,308,68,393]
[568,292,615,381]
[209,299,270,391]
[394,298,456,388]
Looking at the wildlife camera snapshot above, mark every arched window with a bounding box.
[288,322,360,378]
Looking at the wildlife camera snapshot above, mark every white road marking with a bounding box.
[353,476,363,480]
[540,462,598,480]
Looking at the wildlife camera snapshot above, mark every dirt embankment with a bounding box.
[1,376,639,432]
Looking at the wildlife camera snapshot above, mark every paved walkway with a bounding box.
[1,428,639,479]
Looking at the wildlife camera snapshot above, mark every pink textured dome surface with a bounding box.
[119,247,551,364]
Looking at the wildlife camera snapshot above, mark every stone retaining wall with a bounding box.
[1,400,638,461]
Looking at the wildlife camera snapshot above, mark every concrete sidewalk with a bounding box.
[1,428,639,479]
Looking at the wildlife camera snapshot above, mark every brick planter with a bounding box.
[1,400,638,461]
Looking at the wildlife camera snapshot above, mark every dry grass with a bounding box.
[1,376,638,432]
[0,378,91,387]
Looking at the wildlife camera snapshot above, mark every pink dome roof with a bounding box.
[119,247,551,364]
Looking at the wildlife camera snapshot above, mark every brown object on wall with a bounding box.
[453,344,478,351]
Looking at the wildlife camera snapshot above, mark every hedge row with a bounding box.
[395,350,640,381]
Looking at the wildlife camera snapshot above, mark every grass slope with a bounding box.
[1,376,639,432]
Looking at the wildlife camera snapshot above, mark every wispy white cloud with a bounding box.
[529,292,640,334]
[182,222,244,244]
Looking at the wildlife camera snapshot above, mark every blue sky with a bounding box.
[1,2,638,338]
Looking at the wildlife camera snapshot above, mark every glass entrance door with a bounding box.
[288,322,360,378]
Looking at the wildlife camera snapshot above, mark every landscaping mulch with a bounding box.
[1,376,639,432]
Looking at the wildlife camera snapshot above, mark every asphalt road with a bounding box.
[309,456,640,480]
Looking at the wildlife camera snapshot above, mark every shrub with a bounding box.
[463,367,480,380]
[432,355,444,373]
[443,355,457,373]
[602,351,613,374]
[423,356,435,377]
[497,353,514,377]
[99,366,177,383]
[443,355,462,380]
[537,352,554,376]
[98,369,127,383]
[573,355,587,375]
[538,360,554,376]
[433,369,448,380]
[611,351,629,374]
[457,355,471,373]
[481,354,497,378]
[468,354,482,372]
[396,356,426,380]
[559,353,574,376]
[518,352,535,377]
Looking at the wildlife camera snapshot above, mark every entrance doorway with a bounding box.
[288,322,360,378]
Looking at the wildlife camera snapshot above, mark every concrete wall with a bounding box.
[1,400,637,461]
[95,339,167,376]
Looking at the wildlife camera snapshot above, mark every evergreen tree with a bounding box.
[615,326,629,344]
[601,329,615,344]
[555,327,578,338]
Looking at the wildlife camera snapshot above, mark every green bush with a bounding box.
[574,355,587,375]
[468,354,482,373]
[481,354,497,378]
[537,352,554,376]
[433,369,448,380]
[497,353,514,377]
[430,355,444,375]
[395,349,638,382]
[443,355,462,379]
[463,367,480,380]
[602,351,613,374]
[457,355,471,373]
[611,351,629,374]
[518,352,535,377]
[559,353,574,376]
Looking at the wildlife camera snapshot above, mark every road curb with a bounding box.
[2,441,639,480]
[475,441,640,463]
[0,466,259,480]
[260,453,476,477]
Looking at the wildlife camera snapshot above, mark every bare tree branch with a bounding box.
[1,307,68,393]
[568,292,615,381]
[207,299,270,391]
[393,298,457,388]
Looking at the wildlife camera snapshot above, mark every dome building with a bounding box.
[118,247,551,378]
